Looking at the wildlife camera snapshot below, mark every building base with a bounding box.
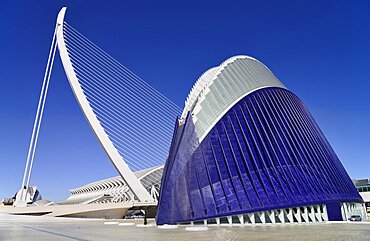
[172,202,366,226]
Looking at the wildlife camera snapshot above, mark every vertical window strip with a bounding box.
[267,90,326,197]
[255,92,307,199]
[243,100,282,203]
[262,91,320,198]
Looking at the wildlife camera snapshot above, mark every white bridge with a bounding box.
[14,7,181,210]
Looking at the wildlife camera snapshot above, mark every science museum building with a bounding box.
[156,55,364,225]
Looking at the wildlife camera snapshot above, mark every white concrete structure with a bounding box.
[181,56,285,142]
[62,166,163,205]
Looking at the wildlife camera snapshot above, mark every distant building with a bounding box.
[156,56,365,225]
[353,178,370,214]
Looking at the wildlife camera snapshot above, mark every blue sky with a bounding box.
[1,0,369,201]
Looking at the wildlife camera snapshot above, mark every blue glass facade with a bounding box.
[157,87,362,225]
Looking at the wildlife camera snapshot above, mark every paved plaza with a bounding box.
[1,214,369,241]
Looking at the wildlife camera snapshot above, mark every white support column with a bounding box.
[203,219,207,226]
[302,207,309,223]
[356,203,360,215]
[363,203,367,219]
[356,203,359,215]
[294,208,302,223]
[248,213,255,224]
[269,210,276,224]
[308,206,316,222]
[238,214,244,225]
[278,209,285,224]
[286,209,293,223]
[352,203,356,215]
[260,212,266,224]
[322,205,328,221]
[341,203,345,221]
[343,203,349,221]
[227,216,232,225]
[357,203,362,216]
[216,218,220,226]
[315,205,322,222]
[275,210,281,223]
[348,203,352,217]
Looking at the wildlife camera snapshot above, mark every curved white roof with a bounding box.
[63,166,163,204]
[182,55,286,142]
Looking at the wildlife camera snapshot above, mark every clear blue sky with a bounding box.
[1,0,369,201]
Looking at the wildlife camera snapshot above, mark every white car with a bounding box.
[348,215,362,221]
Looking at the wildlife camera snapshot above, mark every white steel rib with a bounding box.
[55,7,153,202]
[181,56,286,142]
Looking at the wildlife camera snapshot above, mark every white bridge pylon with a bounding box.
[56,7,153,202]
[16,7,181,205]
[14,14,59,207]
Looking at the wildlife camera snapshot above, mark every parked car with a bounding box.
[348,215,362,221]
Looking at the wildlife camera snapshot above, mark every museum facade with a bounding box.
[156,56,364,225]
